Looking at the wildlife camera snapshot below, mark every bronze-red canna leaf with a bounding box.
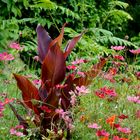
[64,33,83,59]
[49,23,67,48]
[13,74,40,115]
[88,58,107,78]
[36,25,52,63]
[41,44,66,88]
[73,58,107,86]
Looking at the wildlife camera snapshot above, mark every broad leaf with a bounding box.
[36,25,52,63]
[88,58,107,78]
[64,33,83,59]
[49,23,67,48]
[41,45,66,87]
[14,74,40,115]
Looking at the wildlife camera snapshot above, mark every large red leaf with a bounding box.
[36,25,52,63]
[73,58,107,86]
[41,44,66,87]
[49,23,67,48]
[64,33,83,59]
[13,74,40,115]
[88,58,107,78]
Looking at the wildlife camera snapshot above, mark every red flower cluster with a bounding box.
[95,86,117,99]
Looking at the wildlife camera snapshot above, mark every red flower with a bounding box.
[96,130,110,137]
[40,106,51,113]
[95,91,106,98]
[118,114,128,120]
[113,123,120,128]
[113,55,125,61]
[108,68,118,75]
[95,87,117,99]
[3,98,15,105]
[66,65,77,70]
[0,52,14,61]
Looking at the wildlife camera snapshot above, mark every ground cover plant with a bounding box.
[0,25,140,140]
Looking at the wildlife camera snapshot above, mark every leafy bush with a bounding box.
[10,24,106,139]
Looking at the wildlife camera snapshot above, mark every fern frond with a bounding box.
[96,36,138,48]
[109,1,129,9]
[108,10,133,20]
[31,0,56,9]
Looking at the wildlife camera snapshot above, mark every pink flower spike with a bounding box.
[88,123,101,129]
[117,127,131,134]
[0,52,14,61]
[129,48,140,54]
[9,42,21,50]
[111,46,125,51]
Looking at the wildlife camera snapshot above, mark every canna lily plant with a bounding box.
[10,23,106,139]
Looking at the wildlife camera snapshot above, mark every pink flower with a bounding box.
[70,94,77,106]
[77,71,85,77]
[127,96,140,103]
[117,127,131,134]
[111,46,125,51]
[0,52,14,61]
[10,125,25,137]
[33,56,39,61]
[113,55,125,61]
[129,48,140,54]
[0,101,4,117]
[96,130,110,137]
[76,86,89,95]
[33,79,41,85]
[55,108,64,115]
[71,58,88,65]
[56,84,67,89]
[88,123,101,129]
[9,42,21,50]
